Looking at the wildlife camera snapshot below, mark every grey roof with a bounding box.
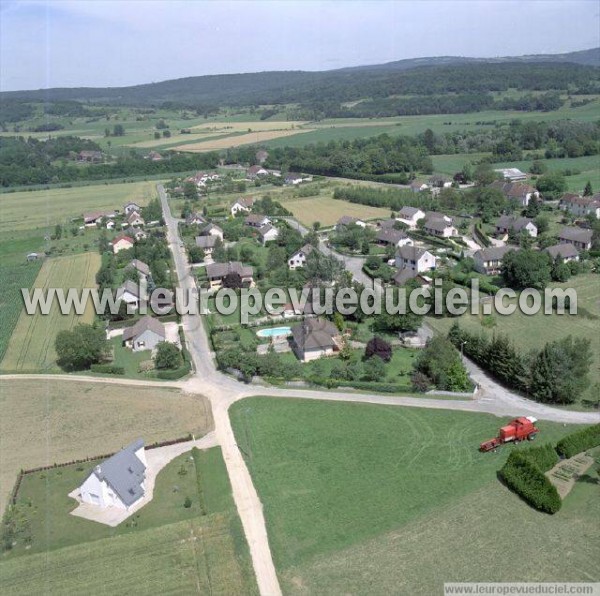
[558,226,593,244]
[397,245,430,261]
[377,219,397,230]
[424,218,451,233]
[291,318,338,351]
[496,216,535,232]
[398,206,422,218]
[291,243,315,259]
[200,223,223,235]
[118,279,141,298]
[376,228,408,244]
[337,215,361,226]
[122,315,165,342]
[425,211,451,222]
[195,235,218,249]
[127,259,150,276]
[185,212,206,224]
[206,261,253,279]
[90,439,146,507]
[245,213,269,226]
[393,267,418,286]
[258,223,278,237]
[546,244,580,259]
[475,245,518,262]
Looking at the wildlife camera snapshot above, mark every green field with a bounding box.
[230,397,598,594]
[427,274,600,403]
[0,448,258,595]
[0,180,156,233]
[0,252,101,372]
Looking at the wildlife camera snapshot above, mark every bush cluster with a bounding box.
[556,424,600,458]
[499,451,562,514]
[90,363,125,375]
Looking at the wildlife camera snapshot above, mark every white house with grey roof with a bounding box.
[395,245,436,273]
[397,207,425,228]
[288,243,315,269]
[122,316,166,352]
[258,223,279,245]
[474,246,519,275]
[78,439,147,510]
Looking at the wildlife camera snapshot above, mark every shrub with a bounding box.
[365,337,392,362]
[499,452,561,514]
[156,362,191,380]
[183,496,192,509]
[515,443,558,472]
[556,424,600,458]
[90,364,125,375]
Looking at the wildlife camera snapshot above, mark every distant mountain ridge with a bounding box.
[2,47,598,107]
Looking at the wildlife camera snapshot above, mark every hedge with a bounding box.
[514,443,558,473]
[191,447,206,515]
[156,361,191,380]
[499,452,562,514]
[556,424,600,458]
[308,377,413,393]
[90,364,125,375]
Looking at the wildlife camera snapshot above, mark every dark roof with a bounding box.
[258,223,277,237]
[337,215,361,226]
[558,226,593,243]
[247,165,267,175]
[496,216,535,232]
[291,318,338,351]
[200,223,222,235]
[118,279,142,298]
[424,218,451,233]
[545,244,580,259]
[489,180,535,198]
[424,211,451,222]
[111,234,134,245]
[393,267,418,286]
[195,235,218,249]
[127,259,150,276]
[376,228,408,244]
[122,315,165,342]
[291,243,315,259]
[90,439,146,507]
[185,212,206,224]
[377,219,397,230]
[475,245,518,262]
[245,213,269,225]
[205,261,253,279]
[397,245,430,261]
[398,206,423,218]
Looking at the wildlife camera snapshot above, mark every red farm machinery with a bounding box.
[479,416,540,452]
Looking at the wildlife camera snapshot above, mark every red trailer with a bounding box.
[479,416,539,452]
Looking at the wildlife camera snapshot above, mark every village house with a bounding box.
[423,216,458,238]
[288,243,315,269]
[409,180,429,193]
[395,245,437,272]
[111,234,134,254]
[126,259,151,279]
[230,197,254,216]
[124,202,142,216]
[258,224,279,245]
[545,243,580,264]
[285,172,312,185]
[495,215,538,238]
[336,216,366,230]
[255,149,269,164]
[246,165,269,179]
[78,439,147,510]
[494,168,527,182]
[473,245,518,275]
[245,214,271,228]
[83,211,105,226]
[124,227,147,241]
[397,206,426,228]
[393,267,431,287]
[146,151,163,161]
[205,261,254,289]
[106,220,115,230]
[77,150,103,163]
[122,316,166,352]
[195,234,218,255]
[127,211,145,227]
[291,318,339,362]
[558,226,593,251]
[185,212,207,226]
[26,252,41,262]
[489,180,538,207]
[199,223,224,241]
[559,193,600,219]
[117,279,145,310]
[375,228,413,248]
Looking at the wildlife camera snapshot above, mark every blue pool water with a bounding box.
[256,326,292,338]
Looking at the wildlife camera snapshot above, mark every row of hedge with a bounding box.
[306,377,413,393]
[191,447,207,516]
[556,424,600,458]
[499,450,562,514]
[450,271,501,295]
[90,363,125,375]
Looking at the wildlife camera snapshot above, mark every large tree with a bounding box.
[154,341,182,370]
[501,249,552,290]
[55,324,109,370]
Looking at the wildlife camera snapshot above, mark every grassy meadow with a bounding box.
[0,252,101,372]
[0,448,258,595]
[0,378,213,513]
[427,274,600,404]
[230,397,598,594]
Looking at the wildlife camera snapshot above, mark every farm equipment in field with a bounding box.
[479,416,539,452]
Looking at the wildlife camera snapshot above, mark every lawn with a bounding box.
[426,274,600,404]
[0,379,213,513]
[0,180,156,233]
[230,397,597,594]
[278,194,391,227]
[1,448,258,595]
[0,252,101,372]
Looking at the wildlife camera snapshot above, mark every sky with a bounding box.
[1,0,599,92]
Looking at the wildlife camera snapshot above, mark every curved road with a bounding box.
[4,187,596,596]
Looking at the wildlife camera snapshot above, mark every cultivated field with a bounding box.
[230,398,595,594]
[279,194,391,227]
[171,128,314,152]
[427,274,600,402]
[0,448,257,595]
[0,180,156,233]
[0,252,101,372]
[0,379,212,514]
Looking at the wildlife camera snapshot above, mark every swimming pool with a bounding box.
[256,326,292,338]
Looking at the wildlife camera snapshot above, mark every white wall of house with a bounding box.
[395,251,436,272]
[261,229,279,244]
[80,472,126,509]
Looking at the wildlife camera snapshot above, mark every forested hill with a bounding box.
[2,48,598,108]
